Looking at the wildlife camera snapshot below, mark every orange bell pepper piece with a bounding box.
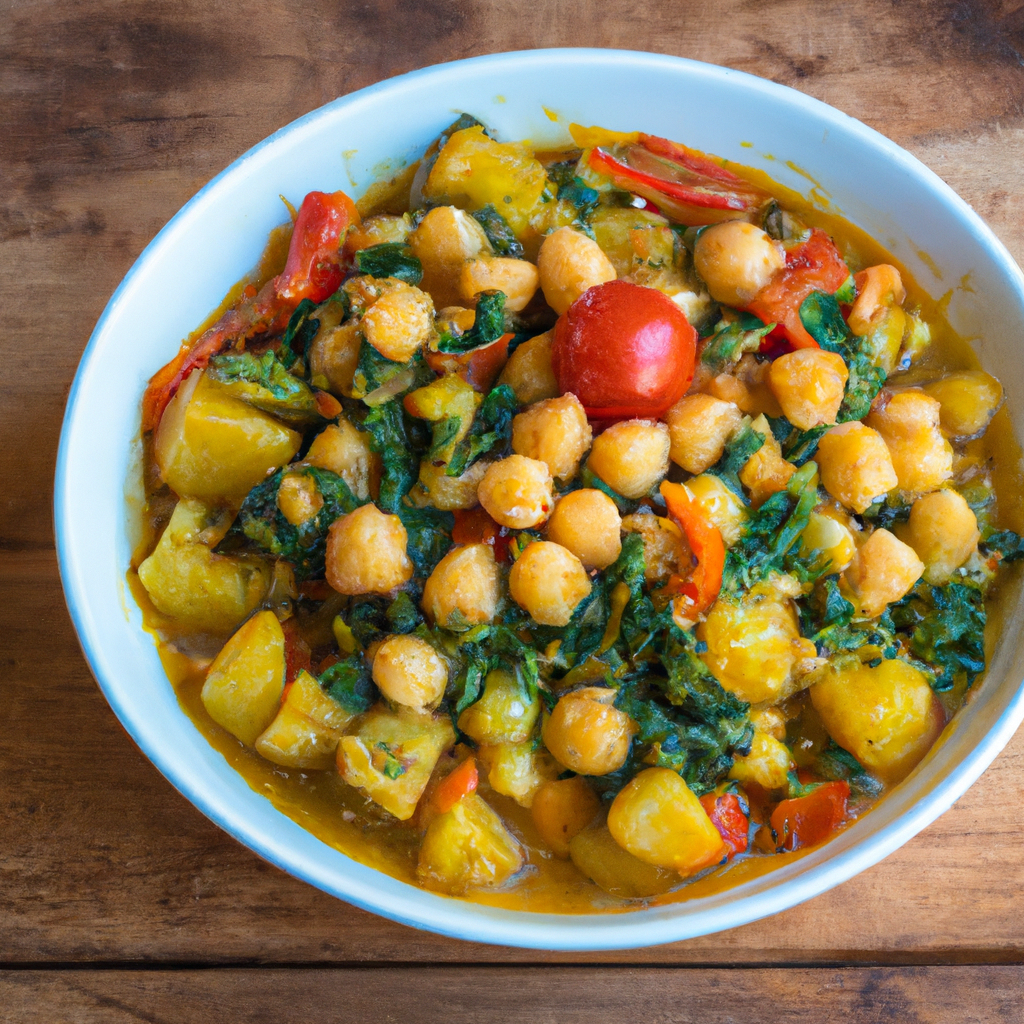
[431,757,479,814]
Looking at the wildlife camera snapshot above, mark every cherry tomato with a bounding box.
[551,280,696,420]
[769,780,850,852]
[699,791,749,858]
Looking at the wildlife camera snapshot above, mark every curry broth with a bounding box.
[128,145,1024,914]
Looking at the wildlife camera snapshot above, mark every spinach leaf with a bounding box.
[386,591,423,634]
[708,420,765,495]
[799,575,898,658]
[355,242,423,285]
[396,504,455,577]
[206,350,326,427]
[656,627,749,724]
[471,204,524,258]
[861,494,913,530]
[547,160,600,225]
[446,384,519,477]
[984,529,1024,562]
[799,290,849,352]
[351,344,433,402]
[319,655,376,714]
[436,291,507,354]
[278,298,321,370]
[813,741,884,799]
[701,313,775,371]
[783,425,829,467]
[361,400,420,512]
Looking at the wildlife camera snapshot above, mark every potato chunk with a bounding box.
[542,687,635,776]
[665,394,743,475]
[422,543,500,628]
[497,330,559,405]
[457,669,540,745]
[305,419,380,501]
[417,792,524,894]
[588,419,670,499]
[154,370,301,502]
[546,489,622,570]
[843,528,924,618]
[621,513,687,584]
[537,226,617,314]
[337,704,455,820]
[201,610,286,746]
[511,393,593,481]
[865,389,953,494]
[800,510,857,574]
[478,454,555,528]
[811,659,942,782]
[372,634,448,710]
[408,205,492,309]
[532,776,602,858]
[412,459,491,511]
[569,824,679,898]
[255,669,355,769]
[308,321,362,397]
[607,768,726,875]
[923,370,1004,440]
[325,504,413,595]
[904,489,980,585]
[738,414,795,507]
[767,349,849,430]
[815,421,898,514]
[508,540,591,626]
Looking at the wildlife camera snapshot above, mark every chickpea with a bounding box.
[509,540,592,626]
[923,370,1004,440]
[607,767,725,875]
[693,221,785,308]
[308,320,362,397]
[511,393,592,481]
[542,687,635,775]
[546,489,622,569]
[413,458,491,511]
[843,528,924,618]
[372,634,448,710]
[537,226,617,314]
[361,280,435,362]
[325,504,413,595]
[276,472,323,526]
[531,776,602,858]
[477,454,555,529]
[408,205,492,309]
[847,264,905,337]
[422,544,500,628]
[685,474,748,547]
[497,330,559,405]
[815,421,898,514]
[664,394,743,474]
[865,389,953,494]
[459,256,540,312]
[904,490,979,585]
[738,414,795,507]
[305,419,380,500]
[800,510,857,573]
[767,349,849,430]
[621,513,687,584]
[588,419,670,499]
[728,731,793,790]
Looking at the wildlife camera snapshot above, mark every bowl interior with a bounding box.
[56,48,1024,950]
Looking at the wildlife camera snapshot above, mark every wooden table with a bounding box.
[4,1,1024,1019]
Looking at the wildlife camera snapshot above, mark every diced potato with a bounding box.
[590,205,671,277]
[693,221,786,308]
[412,458,491,511]
[685,473,748,547]
[459,256,539,312]
[497,330,559,406]
[811,659,942,783]
[458,669,540,745]
[664,394,743,475]
[372,634,448,710]
[699,589,817,704]
[800,510,857,574]
[569,823,680,898]
[138,499,271,633]
[477,741,559,807]
[308,321,363,397]
[843,528,924,618]
[511,393,593,481]
[546,489,622,570]
[255,669,355,768]
[542,687,635,776]
[422,125,548,236]
[201,610,286,746]
[904,489,980,585]
[478,454,555,528]
[360,280,435,362]
[588,419,670,499]
[923,370,1004,440]
[422,543,501,628]
[154,370,302,502]
[531,776,602,857]
[728,730,793,790]
[417,792,524,894]
[607,768,726,875]
[815,421,898,514]
[337,704,455,820]
[325,504,413,595]
[621,513,687,584]
[344,212,412,254]
[408,205,493,309]
[537,226,617,314]
[508,540,591,626]
[767,350,849,430]
[276,471,322,526]
[738,414,796,507]
[865,389,953,494]
[305,419,381,501]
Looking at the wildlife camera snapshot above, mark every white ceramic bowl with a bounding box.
[56,48,1024,950]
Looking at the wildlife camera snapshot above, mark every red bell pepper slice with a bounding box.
[452,506,511,563]
[746,228,850,349]
[700,791,749,858]
[425,333,514,392]
[769,780,850,852]
[432,757,479,814]
[659,481,726,624]
[276,190,360,304]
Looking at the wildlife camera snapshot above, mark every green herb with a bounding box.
[813,741,884,799]
[471,204,524,257]
[386,592,423,634]
[708,420,765,495]
[278,298,321,370]
[355,242,423,285]
[446,384,519,477]
[700,313,775,371]
[351,343,433,402]
[861,494,913,530]
[320,655,376,714]
[206,350,327,427]
[376,742,407,779]
[396,504,455,577]
[782,425,828,467]
[798,575,898,657]
[436,290,507,354]
[984,530,1024,562]
[547,161,600,225]
[360,400,420,512]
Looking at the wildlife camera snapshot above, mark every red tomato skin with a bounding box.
[552,280,696,419]
[277,190,360,304]
[700,792,749,858]
[770,780,850,852]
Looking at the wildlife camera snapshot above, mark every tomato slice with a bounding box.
[769,780,850,851]
[659,481,726,624]
[700,791,749,858]
[432,757,479,814]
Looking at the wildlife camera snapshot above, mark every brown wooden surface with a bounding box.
[5,0,1024,1019]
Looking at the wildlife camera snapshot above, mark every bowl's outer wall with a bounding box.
[56,49,1024,950]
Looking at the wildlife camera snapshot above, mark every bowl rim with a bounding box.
[54,46,1024,950]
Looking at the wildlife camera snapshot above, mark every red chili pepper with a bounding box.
[432,757,479,814]
[659,481,726,623]
[452,507,511,563]
[276,190,360,304]
[746,229,850,349]
[770,780,850,852]
[700,791,749,858]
